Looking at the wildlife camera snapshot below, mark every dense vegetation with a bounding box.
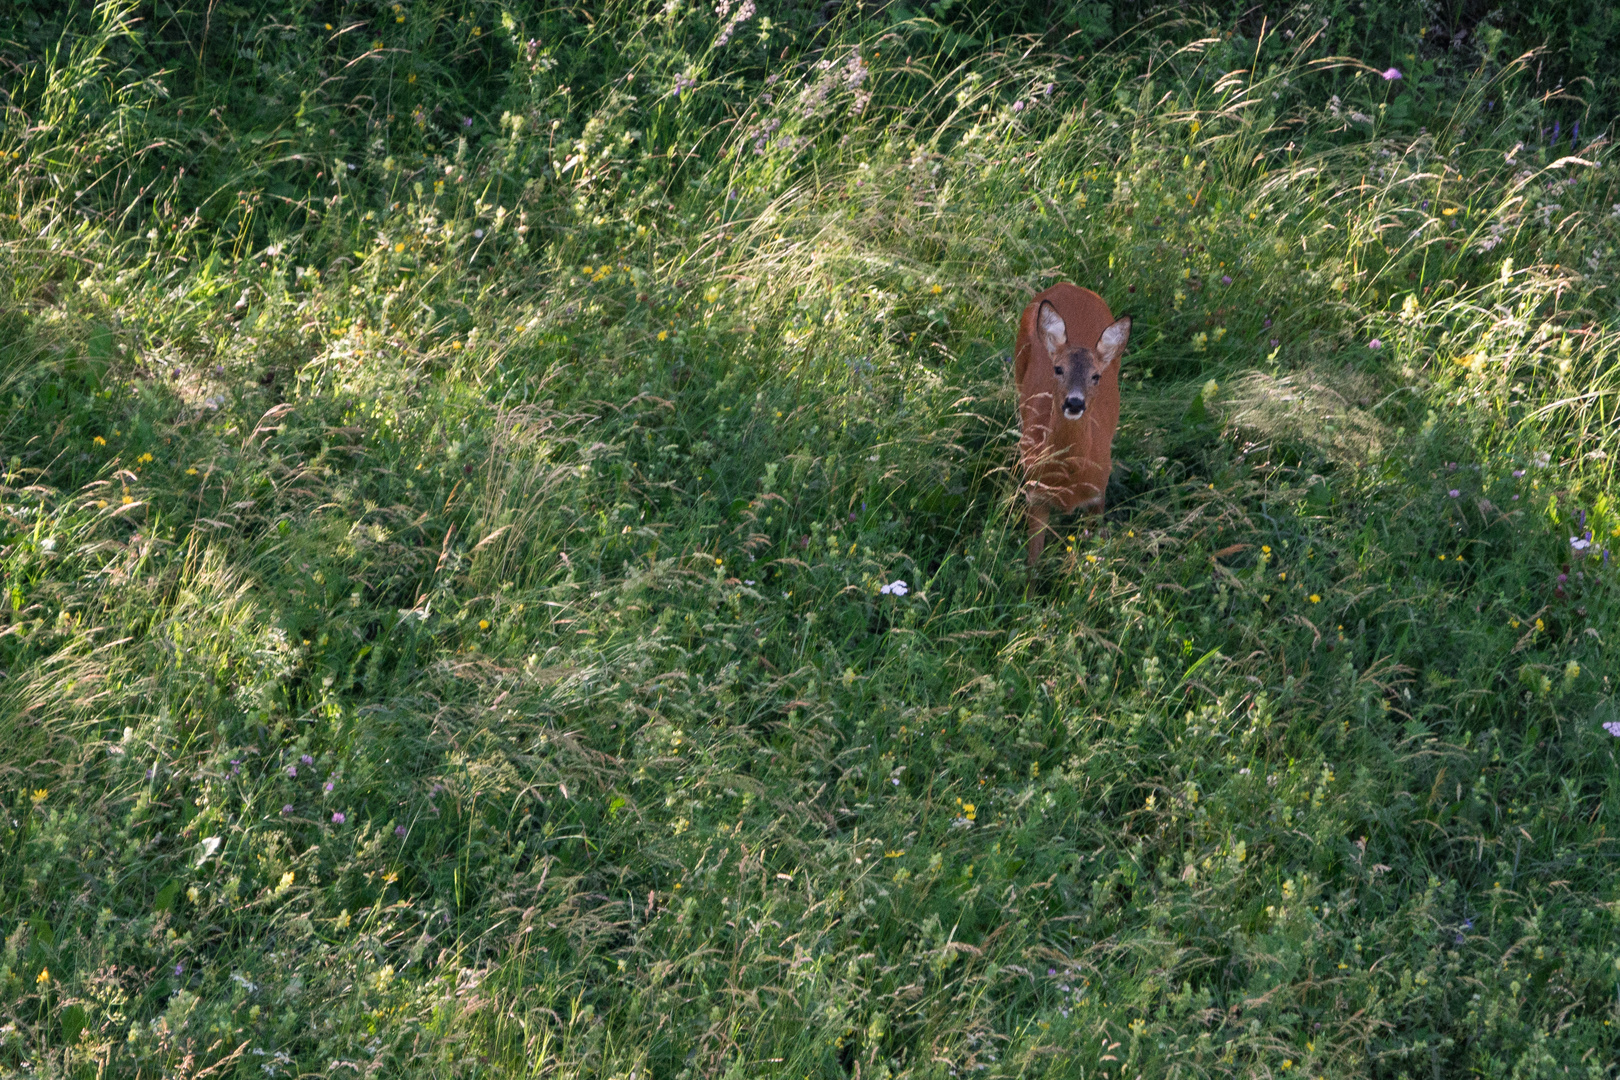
[3,1,1618,1076]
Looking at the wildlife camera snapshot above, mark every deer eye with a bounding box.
[1053,366,1064,375]
[1092,373,1101,383]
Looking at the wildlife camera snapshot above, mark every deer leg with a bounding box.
[1026,503,1050,566]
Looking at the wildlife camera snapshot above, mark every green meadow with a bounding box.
[3,1,1619,1076]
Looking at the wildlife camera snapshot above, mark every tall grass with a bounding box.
[2,2,1619,1077]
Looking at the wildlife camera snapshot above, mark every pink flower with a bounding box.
[332,811,346,824]
[1369,338,1383,350]
[1381,68,1402,80]
[1220,274,1233,285]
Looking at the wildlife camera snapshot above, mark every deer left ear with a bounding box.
[1093,315,1132,372]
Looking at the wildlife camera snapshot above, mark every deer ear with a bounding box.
[1093,315,1132,373]
[1038,302,1067,358]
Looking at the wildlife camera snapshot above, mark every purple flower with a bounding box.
[1048,968,1056,976]
[332,811,346,824]
[324,781,335,792]
[1604,720,1620,737]
[1263,318,1272,328]
[1368,338,1383,350]
[1512,469,1525,478]
[1557,573,1568,584]
[1221,274,1233,285]
[1043,83,1054,96]
[1270,339,1280,349]
[1448,489,1460,498]
[1454,932,1465,944]
[1381,68,1402,81]
[175,963,184,976]
[395,824,407,837]
[1012,100,1025,112]
[849,511,857,521]
[1421,200,1429,209]
[1462,918,1473,929]
[287,765,297,777]
[462,117,473,128]
[281,804,293,815]
[301,754,313,765]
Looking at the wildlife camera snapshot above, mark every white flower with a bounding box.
[743,579,755,585]
[879,579,908,596]
[473,228,485,238]
[1532,451,1551,468]
[1571,537,1592,552]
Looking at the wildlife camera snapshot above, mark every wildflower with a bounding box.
[30,788,47,805]
[1278,571,1287,580]
[287,765,297,777]
[1381,67,1402,80]
[1532,451,1551,467]
[879,579,909,596]
[1309,594,1321,603]
[657,330,668,341]
[462,117,473,128]
[1220,274,1232,285]
[324,781,335,793]
[37,967,49,986]
[1604,721,1620,737]
[930,283,943,294]
[715,557,724,565]
[395,824,407,836]
[186,467,198,475]
[1368,338,1383,350]
[1086,553,1098,564]
[1012,100,1024,112]
[479,619,491,630]
[1442,207,1457,216]
[301,754,313,764]
[282,804,293,814]
[92,435,106,445]
[1449,489,1460,498]
[332,811,346,824]
[1261,545,1271,554]
[1570,536,1591,552]
[1565,660,1580,681]
[1512,469,1525,478]
[1535,618,1545,633]
[473,228,484,238]
[278,870,295,890]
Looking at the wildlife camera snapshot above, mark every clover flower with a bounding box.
[1368,338,1383,350]
[332,812,346,824]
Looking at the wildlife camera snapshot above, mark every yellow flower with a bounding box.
[930,283,943,294]
[451,341,462,349]
[1442,207,1457,216]
[1438,554,1446,560]
[1278,571,1286,580]
[1309,594,1320,603]
[1535,618,1545,632]
[186,467,198,475]
[187,885,200,903]
[1066,535,1075,542]
[582,265,594,274]
[1261,545,1271,554]
[325,22,333,29]
[961,802,976,820]
[715,557,723,565]
[471,25,481,35]
[36,967,49,986]
[121,495,134,505]
[1085,554,1098,563]
[93,435,106,446]
[395,242,405,253]
[884,849,905,858]
[278,870,295,890]
[657,330,668,341]
[1509,618,1520,628]
[478,619,490,630]
[31,789,47,805]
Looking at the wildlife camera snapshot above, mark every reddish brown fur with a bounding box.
[1014,283,1123,563]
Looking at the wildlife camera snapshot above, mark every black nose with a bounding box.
[1064,396,1085,416]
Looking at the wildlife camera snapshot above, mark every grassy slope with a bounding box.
[2,3,1620,1077]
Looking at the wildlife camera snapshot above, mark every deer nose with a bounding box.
[1064,396,1085,417]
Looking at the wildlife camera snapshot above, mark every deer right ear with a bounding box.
[1038,302,1067,358]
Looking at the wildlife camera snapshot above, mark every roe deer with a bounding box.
[1014,283,1131,564]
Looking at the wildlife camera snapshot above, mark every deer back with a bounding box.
[1014,283,1121,512]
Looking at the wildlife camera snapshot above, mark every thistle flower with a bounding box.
[1381,68,1402,80]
